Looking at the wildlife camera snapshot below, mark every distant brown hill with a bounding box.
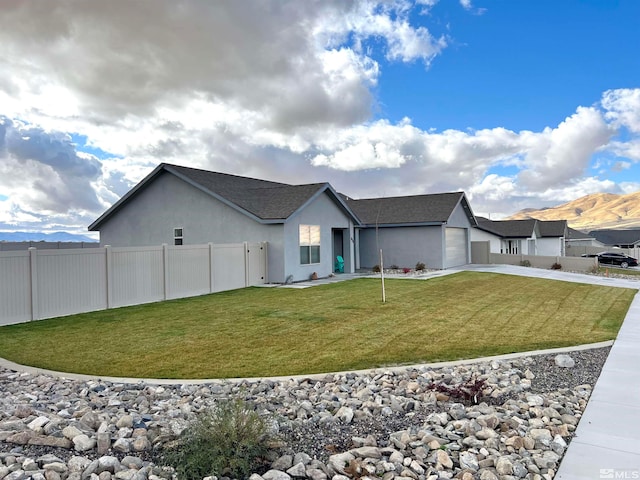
[507,192,640,231]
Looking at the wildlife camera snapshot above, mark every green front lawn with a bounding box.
[0,272,634,379]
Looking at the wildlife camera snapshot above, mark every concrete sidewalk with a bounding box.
[461,265,640,479]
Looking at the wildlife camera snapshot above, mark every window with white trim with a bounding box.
[299,225,320,264]
[174,228,183,246]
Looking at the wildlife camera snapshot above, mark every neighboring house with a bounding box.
[346,192,477,270]
[472,218,539,255]
[588,229,640,248]
[536,220,567,256]
[89,163,360,283]
[565,227,603,247]
[472,218,567,256]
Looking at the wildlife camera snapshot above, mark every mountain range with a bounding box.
[507,192,640,231]
[0,231,97,243]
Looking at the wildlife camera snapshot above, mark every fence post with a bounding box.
[209,243,215,293]
[105,245,113,309]
[28,247,39,321]
[162,243,169,300]
[244,242,250,287]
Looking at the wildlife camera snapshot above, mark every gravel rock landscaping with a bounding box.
[0,346,610,480]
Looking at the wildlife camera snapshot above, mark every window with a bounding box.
[174,228,183,246]
[501,239,520,254]
[299,225,320,264]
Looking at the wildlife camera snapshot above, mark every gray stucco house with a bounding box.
[90,163,478,282]
[346,192,477,269]
[89,164,359,283]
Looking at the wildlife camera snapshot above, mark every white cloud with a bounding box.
[517,106,615,190]
[602,88,640,133]
[609,140,640,161]
[0,0,637,234]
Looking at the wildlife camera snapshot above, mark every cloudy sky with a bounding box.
[1,0,639,237]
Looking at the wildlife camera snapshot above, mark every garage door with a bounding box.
[445,227,468,268]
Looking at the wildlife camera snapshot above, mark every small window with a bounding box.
[299,225,320,264]
[174,228,183,246]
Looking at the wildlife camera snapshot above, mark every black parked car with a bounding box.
[586,252,639,268]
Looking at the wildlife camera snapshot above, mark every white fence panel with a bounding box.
[0,241,268,325]
[167,244,210,299]
[110,246,166,308]
[35,248,108,319]
[0,251,31,325]
[212,244,246,292]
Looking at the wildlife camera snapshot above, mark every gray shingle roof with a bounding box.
[588,229,640,246]
[89,163,359,230]
[476,218,538,238]
[566,227,593,240]
[346,192,471,226]
[168,164,328,220]
[537,220,567,238]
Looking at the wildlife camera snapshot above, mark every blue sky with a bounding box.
[0,0,639,236]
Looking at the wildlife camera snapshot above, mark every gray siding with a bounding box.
[98,172,287,282]
[284,192,355,282]
[358,226,445,270]
[357,201,474,270]
[447,201,474,228]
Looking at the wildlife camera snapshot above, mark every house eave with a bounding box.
[357,221,445,228]
[89,163,167,231]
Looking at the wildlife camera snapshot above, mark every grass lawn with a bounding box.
[0,272,635,379]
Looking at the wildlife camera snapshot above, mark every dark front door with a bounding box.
[333,229,344,258]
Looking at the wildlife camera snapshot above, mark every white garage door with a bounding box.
[445,227,468,268]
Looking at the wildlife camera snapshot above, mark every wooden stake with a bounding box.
[380,248,386,303]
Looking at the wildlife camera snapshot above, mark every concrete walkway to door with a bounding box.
[457,265,640,479]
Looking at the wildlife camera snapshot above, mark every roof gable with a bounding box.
[346,192,474,226]
[89,163,360,230]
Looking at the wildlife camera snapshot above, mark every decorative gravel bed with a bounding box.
[0,346,610,480]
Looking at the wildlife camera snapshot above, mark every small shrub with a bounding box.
[551,262,562,270]
[158,398,276,480]
[372,264,381,273]
[426,376,490,405]
[415,262,426,271]
[389,264,399,270]
[519,260,531,267]
[402,267,411,274]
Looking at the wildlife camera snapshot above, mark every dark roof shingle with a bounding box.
[588,229,640,246]
[537,220,567,238]
[476,218,537,237]
[346,192,469,225]
[167,164,330,220]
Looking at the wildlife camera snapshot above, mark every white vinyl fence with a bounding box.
[0,242,268,326]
